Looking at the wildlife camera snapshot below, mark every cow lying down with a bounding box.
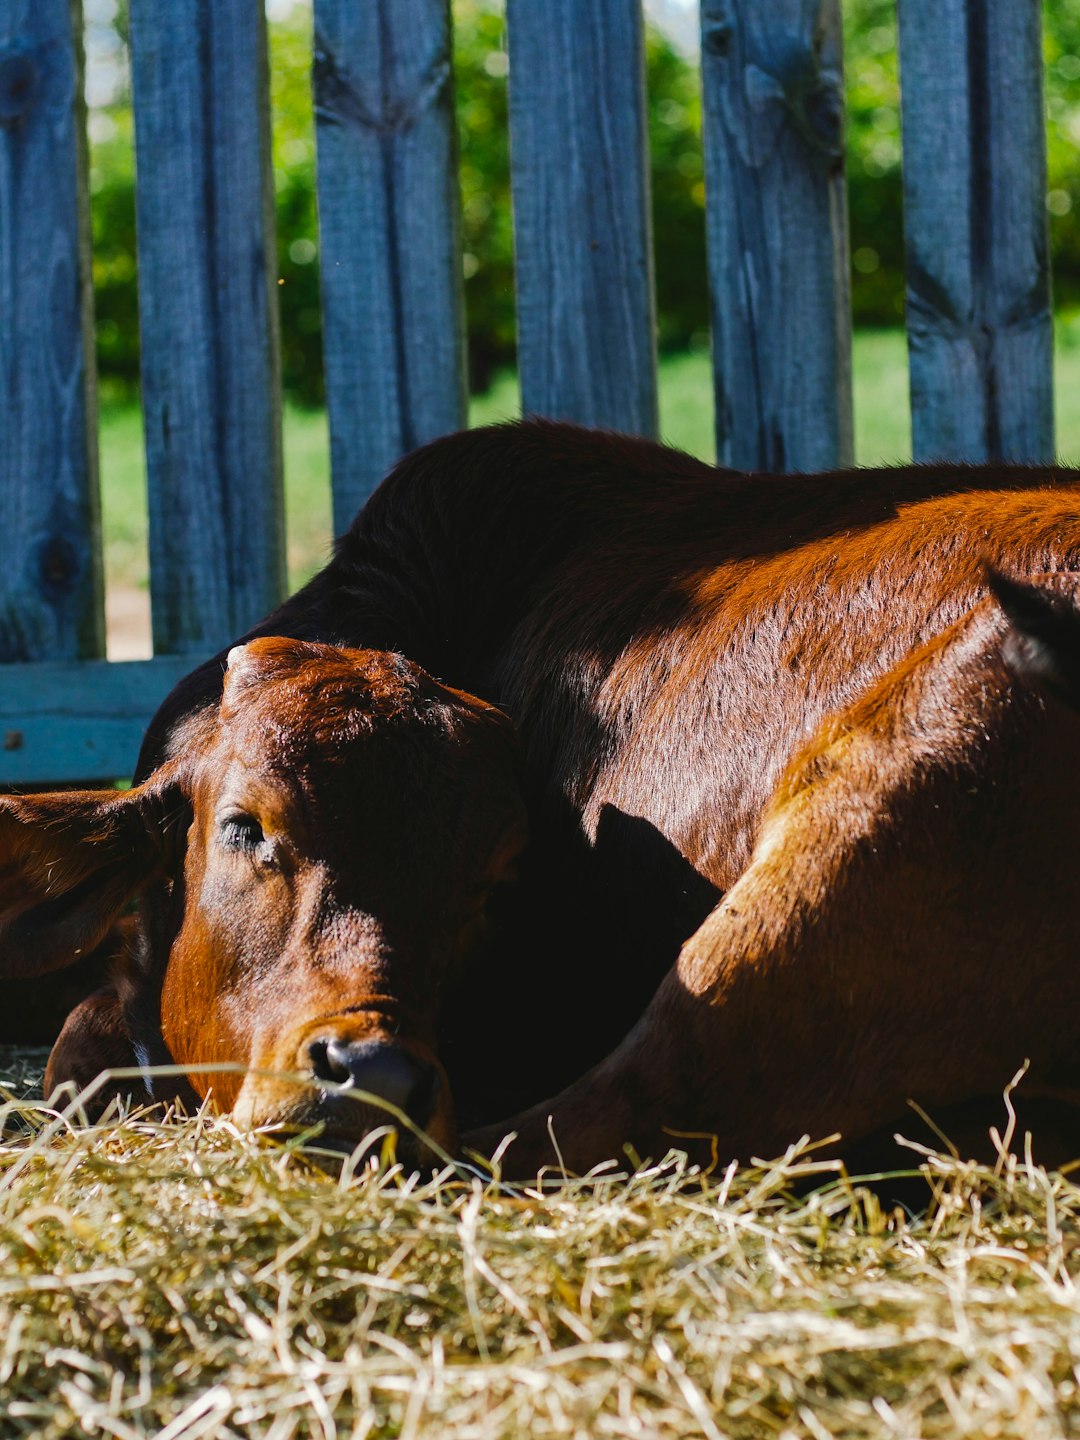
[5,420,1080,1176]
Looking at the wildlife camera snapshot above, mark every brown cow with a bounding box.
[5,421,1080,1172]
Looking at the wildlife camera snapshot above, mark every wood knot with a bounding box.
[0,49,41,123]
[702,22,733,58]
[799,70,844,160]
[313,33,450,139]
[37,535,81,597]
[742,54,844,167]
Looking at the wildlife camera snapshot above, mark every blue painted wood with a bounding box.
[0,0,103,663]
[0,656,205,784]
[506,0,658,438]
[699,0,852,472]
[313,0,466,533]
[897,0,1054,463]
[130,0,285,656]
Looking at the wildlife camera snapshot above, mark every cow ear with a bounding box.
[0,767,184,980]
[44,985,139,1111]
[988,569,1080,709]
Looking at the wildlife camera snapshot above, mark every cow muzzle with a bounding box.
[306,1035,441,1131]
[231,1020,454,1167]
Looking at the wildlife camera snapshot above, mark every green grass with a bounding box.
[278,404,334,585]
[100,320,1080,604]
[470,317,1080,469]
[470,318,1080,469]
[1056,309,1080,462]
[98,403,149,597]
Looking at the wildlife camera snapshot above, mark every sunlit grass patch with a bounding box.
[4,1053,1080,1439]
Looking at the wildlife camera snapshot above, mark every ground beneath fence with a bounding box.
[105,585,152,661]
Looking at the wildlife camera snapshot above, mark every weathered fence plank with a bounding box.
[0,0,102,663]
[313,0,466,533]
[506,0,658,438]
[0,655,205,784]
[699,0,852,473]
[897,0,1053,463]
[0,1,1066,788]
[130,0,284,656]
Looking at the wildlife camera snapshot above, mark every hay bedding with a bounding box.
[3,1050,1080,1439]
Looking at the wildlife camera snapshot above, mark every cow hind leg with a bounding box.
[465,599,1080,1178]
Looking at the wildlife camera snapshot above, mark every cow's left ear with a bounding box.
[988,568,1080,709]
[44,985,138,1109]
[0,765,185,980]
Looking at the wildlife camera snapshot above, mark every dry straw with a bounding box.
[3,1047,1080,1439]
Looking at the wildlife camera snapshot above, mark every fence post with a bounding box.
[0,0,102,663]
[314,0,466,534]
[130,0,285,656]
[506,0,658,439]
[699,0,852,473]
[898,0,1054,463]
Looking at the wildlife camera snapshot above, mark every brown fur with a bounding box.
[5,421,1080,1172]
[468,583,1080,1170]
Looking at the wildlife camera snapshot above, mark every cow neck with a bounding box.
[330,424,1067,701]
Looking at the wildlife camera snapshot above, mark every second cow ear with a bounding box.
[0,766,186,981]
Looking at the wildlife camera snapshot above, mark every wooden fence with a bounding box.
[0,0,1056,784]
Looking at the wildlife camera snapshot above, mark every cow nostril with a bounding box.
[307,1037,440,1128]
[308,1037,351,1085]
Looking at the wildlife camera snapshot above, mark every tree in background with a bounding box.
[85,0,1080,405]
[843,0,905,326]
[84,0,137,401]
[1043,1,1080,310]
[844,0,1080,326]
[454,3,710,390]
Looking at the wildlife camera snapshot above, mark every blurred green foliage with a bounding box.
[86,0,1079,405]
[843,0,1080,325]
[266,9,322,403]
[1040,1,1080,310]
[842,0,906,325]
[455,3,710,389]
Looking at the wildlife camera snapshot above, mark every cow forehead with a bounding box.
[223,640,448,727]
[220,642,487,736]
[196,643,517,816]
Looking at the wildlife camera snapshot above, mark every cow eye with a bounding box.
[219,813,266,852]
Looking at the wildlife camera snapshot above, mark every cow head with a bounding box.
[1,639,527,1162]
